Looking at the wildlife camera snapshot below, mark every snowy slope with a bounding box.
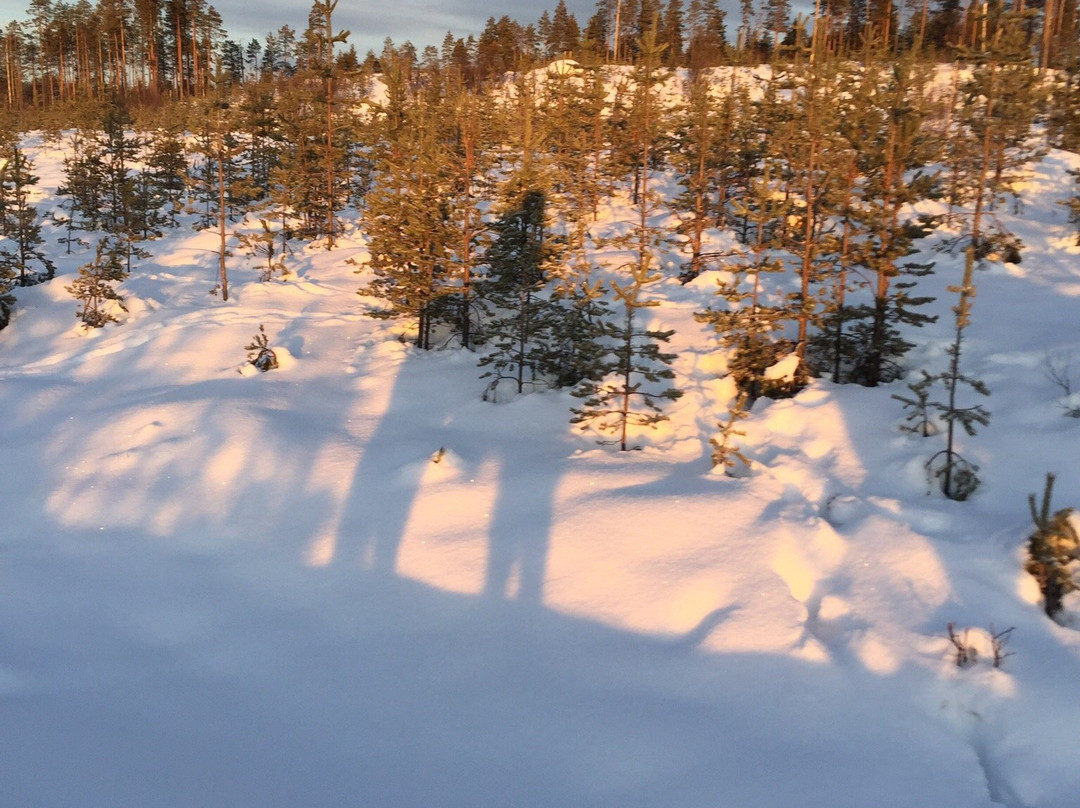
[1,132,1080,808]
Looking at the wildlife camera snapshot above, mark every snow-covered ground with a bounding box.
[2,133,1079,808]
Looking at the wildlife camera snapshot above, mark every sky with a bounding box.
[0,0,604,57]
[212,0,600,53]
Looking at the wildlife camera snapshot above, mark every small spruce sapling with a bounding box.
[1025,472,1080,620]
[244,324,279,372]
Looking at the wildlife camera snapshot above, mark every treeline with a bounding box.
[0,0,1077,111]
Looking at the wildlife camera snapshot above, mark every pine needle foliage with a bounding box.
[917,250,990,501]
[892,370,938,436]
[571,21,683,451]
[67,237,127,328]
[1026,473,1080,620]
[245,324,280,372]
[569,261,683,450]
[711,392,751,474]
[0,253,13,330]
[360,86,457,350]
[478,189,563,400]
[0,144,54,287]
[237,218,290,281]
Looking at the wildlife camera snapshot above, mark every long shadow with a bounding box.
[482,434,566,604]
[0,553,1004,808]
[326,340,571,604]
[335,352,460,574]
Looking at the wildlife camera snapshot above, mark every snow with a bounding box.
[2,132,1080,808]
[763,352,800,382]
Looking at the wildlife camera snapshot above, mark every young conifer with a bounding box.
[306,0,351,249]
[0,144,55,287]
[670,71,723,280]
[840,51,938,387]
[67,237,128,328]
[948,10,1044,250]
[360,89,456,350]
[571,20,683,450]
[96,93,144,237]
[1026,473,1080,620]
[144,121,190,227]
[0,267,13,330]
[698,152,801,403]
[711,391,751,474]
[920,250,990,500]
[478,189,562,400]
[238,218,290,281]
[57,128,107,233]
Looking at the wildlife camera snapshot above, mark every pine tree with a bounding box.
[0,260,13,330]
[891,370,937,436]
[0,143,55,287]
[542,66,613,389]
[1025,473,1080,620]
[1049,55,1080,152]
[238,81,281,197]
[843,50,938,386]
[305,0,350,249]
[539,62,606,234]
[686,0,728,69]
[478,189,563,399]
[268,79,325,240]
[570,257,683,449]
[0,130,16,326]
[711,78,761,233]
[698,75,803,403]
[764,0,792,44]
[237,218,290,281]
[97,92,143,236]
[549,0,581,56]
[571,21,682,450]
[189,76,255,232]
[670,71,724,280]
[923,0,962,53]
[806,149,862,383]
[711,391,751,474]
[144,119,190,227]
[662,0,686,65]
[1066,170,1080,247]
[360,89,456,350]
[549,267,612,389]
[783,49,853,368]
[67,237,128,328]
[920,250,990,501]
[190,78,255,302]
[948,10,1044,248]
[445,83,493,350]
[244,324,279,371]
[0,120,14,225]
[57,127,107,233]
